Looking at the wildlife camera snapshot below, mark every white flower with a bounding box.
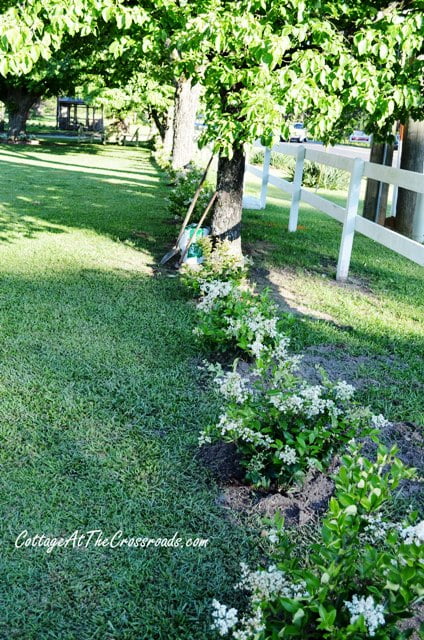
[232,607,265,640]
[213,369,250,404]
[399,520,424,545]
[197,280,236,312]
[249,337,264,358]
[236,563,308,603]
[198,431,212,446]
[345,595,385,637]
[217,415,273,448]
[278,445,298,465]
[266,528,279,544]
[371,414,390,429]
[211,599,238,636]
[360,514,394,544]
[333,380,356,401]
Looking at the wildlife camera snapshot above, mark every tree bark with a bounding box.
[363,142,394,225]
[171,77,200,170]
[163,106,174,156]
[2,86,40,139]
[150,107,166,141]
[395,119,424,239]
[212,147,245,256]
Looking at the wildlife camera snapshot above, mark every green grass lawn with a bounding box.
[243,172,424,425]
[0,142,258,640]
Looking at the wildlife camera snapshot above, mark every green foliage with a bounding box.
[175,1,423,154]
[194,283,285,362]
[288,161,350,191]
[167,163,215,221]
[201,360,380,489]
[211,446,423,639]
[250,149,295,174]
[181,238,250,294]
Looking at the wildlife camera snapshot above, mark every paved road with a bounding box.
[261,140,399,166]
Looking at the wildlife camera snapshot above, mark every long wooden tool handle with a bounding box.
[179,191,218,265]
[175,154,214,247]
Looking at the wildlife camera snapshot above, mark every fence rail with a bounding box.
[244,143,424,280]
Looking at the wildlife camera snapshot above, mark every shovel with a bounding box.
[159,155,214,265]
[179,191,217,266]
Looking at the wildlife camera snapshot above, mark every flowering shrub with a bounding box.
[210,446,423,639]
[194,283,288,363]
[151,138,171,170]
[167,162,214,220]
[181,238,251,295]
[200,359,384,488]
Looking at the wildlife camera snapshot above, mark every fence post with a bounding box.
[336,158,364,281]
[259,147,271,209]
[288,145,306,232]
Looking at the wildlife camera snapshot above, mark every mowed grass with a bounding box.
[243,172,424,424]
[0,143,257,640]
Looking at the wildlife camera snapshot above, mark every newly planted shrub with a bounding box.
[181,238,251,295]
[210,446,423,639]
[200,358,382,488]
[194,283,287,363]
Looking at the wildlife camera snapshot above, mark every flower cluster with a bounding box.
[211,600,238,636]
[209,447,423,640]
[236,563,308,602]
[199,414,273,449]
[345,595,385,637]
[181,238,250,294]
[209,364,251,404]
[197,280,238,312]
[399,520,424,545]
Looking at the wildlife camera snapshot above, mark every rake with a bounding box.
[178,190,218,266]
[159,155,214,265]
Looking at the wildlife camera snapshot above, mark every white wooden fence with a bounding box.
[243,143,424,281]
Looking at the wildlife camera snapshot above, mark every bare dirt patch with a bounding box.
[299,343,408,390]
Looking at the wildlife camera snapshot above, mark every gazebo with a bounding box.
[56,97,104,131]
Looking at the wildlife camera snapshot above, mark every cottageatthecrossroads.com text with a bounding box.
[14,530,209,553]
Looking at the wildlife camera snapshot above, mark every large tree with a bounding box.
[173,0,423,253]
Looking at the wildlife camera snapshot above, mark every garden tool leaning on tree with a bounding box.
[159,155,214,265]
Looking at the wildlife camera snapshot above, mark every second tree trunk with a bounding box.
[212,147,245,256]
[171,78,200,170]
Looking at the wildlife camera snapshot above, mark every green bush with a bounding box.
[200,359,381,489]
[250,150,295,174]
[167,163,215,220]
[194,284,286,363]
[180,238,251,295]
[210,445,423,639]
[289,160,350,190]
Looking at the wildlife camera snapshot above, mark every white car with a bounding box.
[349,130,371,143]
[289,122,308,143]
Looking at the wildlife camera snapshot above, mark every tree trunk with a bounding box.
[395,119,424,239]
[171,77,200,170]
[212,147,245,255]
[363,142,394,225]
[150,108,166,141]
[163,106,174,156]
[3,86,39,139]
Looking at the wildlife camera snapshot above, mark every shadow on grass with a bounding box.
[0,267,255,640]
[0,144,175,259]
